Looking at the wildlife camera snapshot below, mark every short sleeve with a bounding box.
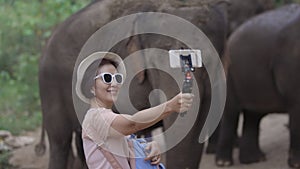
[82,108,118,146]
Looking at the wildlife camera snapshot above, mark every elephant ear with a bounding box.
[126,35,146,84]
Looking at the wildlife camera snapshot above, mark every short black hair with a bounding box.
[95,58,118,75]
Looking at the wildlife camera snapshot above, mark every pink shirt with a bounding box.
[82,108,131,169]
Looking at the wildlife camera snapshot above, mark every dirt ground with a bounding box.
[9,114,290,169]
[9,128,49,169]
[200,114,290,169]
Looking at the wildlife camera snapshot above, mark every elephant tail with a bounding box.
[34,126,46,156]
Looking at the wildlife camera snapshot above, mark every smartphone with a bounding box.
[169,49,202,68]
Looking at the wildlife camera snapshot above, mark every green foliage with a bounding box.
[0,0,91,135]
[275,0,300,6]
[0,151,12,169]
[294,0,300,3]
[0,54,42,135]
[0,0,91,74]
[275,0,289,6]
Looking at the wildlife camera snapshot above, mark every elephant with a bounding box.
[126,4,228,169]
[216,3,300,168]
[35,0,228,168]
[203,0,296,156]
[227,0,275,34]
[202,0,278,155]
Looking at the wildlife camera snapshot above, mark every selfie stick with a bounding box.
[180,54,194,117]
[169,49,201,117]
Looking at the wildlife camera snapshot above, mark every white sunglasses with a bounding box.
[94,72,124,84]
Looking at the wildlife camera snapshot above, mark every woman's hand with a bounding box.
[166,92,194,114]
[144,141,161,165]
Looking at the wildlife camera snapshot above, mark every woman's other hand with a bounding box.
[144,141,161,165]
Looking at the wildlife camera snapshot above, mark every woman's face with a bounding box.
[93,63,121,108]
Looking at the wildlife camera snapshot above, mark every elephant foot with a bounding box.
[206,143,217,154]
[216,158,233,167]
[216,147,234,167]
[239,149,266,164]
[288,150,300,168]
[216,151,233,167]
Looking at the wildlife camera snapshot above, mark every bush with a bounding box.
[0,54,41,135]
[0,151,12,169]
[0,0,90,134]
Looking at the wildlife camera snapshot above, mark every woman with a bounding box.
[77,52,193,169]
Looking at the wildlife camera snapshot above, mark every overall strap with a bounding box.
[98,146,124,169]
[127,139,136,169]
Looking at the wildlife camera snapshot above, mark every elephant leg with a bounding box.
[239,112,266,164]
[40,76,74,169]
[215,109,239,166]
[207,125,239,154]
[67,148,75,169]
[47,125,73,169]
[74,128,88,169]
[206,124,219,154]
[207,124,240,154]
[288,106,300,168]
[216,82,240,167]
[165,96,208,169]
[166,119,204,169]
